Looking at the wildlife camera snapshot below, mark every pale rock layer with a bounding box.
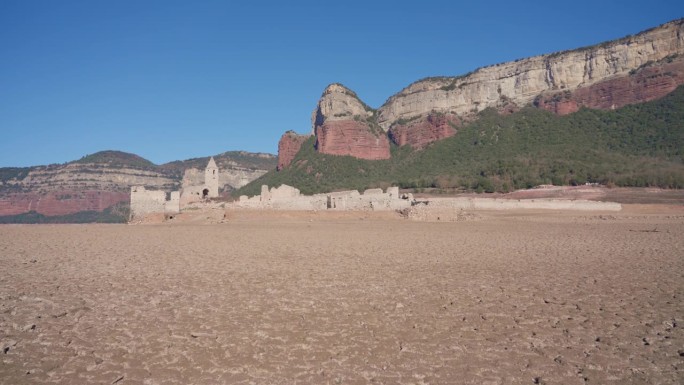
[377,19,684,129]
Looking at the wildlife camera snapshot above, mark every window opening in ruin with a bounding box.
[202,188,209,198]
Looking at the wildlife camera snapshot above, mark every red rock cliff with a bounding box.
[0,190,129,216]
[277,132,311,170]
[535,58,684,115]
[388,113,459,149]
[311,84,390,160]
[315,121,390,160]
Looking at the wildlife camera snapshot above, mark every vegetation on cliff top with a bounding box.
[73,150,157,169]
[236,85,684,196]
[161,151,276,173]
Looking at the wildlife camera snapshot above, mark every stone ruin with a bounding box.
[235,184,413,211]
[130,157,220,221]
[131,166,623,222]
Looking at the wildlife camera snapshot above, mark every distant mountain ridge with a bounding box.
[0,150,276,223]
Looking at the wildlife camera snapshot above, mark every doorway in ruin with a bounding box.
[202,188,209,199]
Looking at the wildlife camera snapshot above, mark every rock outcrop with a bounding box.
[272,19,684,157]
[311,84,390,160]
[534,57,684,114]
[377,19,684,130]
[277,131,311,170]
[314,121,390,160]
[388,113,460,149]
[0,191,129,216]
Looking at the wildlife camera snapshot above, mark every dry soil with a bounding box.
[1,207,683,384]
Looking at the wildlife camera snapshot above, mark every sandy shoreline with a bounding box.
[1,208,683,384]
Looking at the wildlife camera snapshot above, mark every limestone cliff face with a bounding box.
[277,131,311,170]
[182,166,267,191]
[6,163,178,194]
[293,19,684,153]
[312,84,390,160]
[276,20,684,159]
[534,57,684,114]
[377,19,684,130]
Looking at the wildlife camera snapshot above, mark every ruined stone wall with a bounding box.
[130,186,167,220]
[180,186,206,208]
[419,198,622,211]
[235,185,410,211]
[165,191,180,214]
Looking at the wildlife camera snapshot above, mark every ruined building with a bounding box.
[130,157,220,221]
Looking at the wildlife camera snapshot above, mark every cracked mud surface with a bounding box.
[1,211,683,384]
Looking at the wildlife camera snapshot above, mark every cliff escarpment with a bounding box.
[274,18,684,161]
[377,19,684,132]
[278,131,311,170]
[311,84,390,160]
[240,84,684,197]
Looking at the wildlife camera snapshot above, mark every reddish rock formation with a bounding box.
[315,121,390,160]
[277,132,311,170]
[0,190,129,217]
[388,114,459,149]
[536,58,684,115]
[310,83,390,160]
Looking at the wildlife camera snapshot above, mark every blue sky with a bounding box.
[1,0,682,167]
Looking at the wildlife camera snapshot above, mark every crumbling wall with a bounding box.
[269,184,301,200]
[236,185,410,211]
[422,197,622,211]
[130,186,166,220]
[180,186,206,208]
[165,191,180,214]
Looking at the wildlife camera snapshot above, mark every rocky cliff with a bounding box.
[388,113,460,149]
[277,131,311,170]
[534,57,684,114]
[379,19,684,123]
[311,84,390,160]
[376,19,684,143]
[277,18,684,158]
[0,150,276,221]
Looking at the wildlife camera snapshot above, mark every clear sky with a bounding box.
[1,0,682,167]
